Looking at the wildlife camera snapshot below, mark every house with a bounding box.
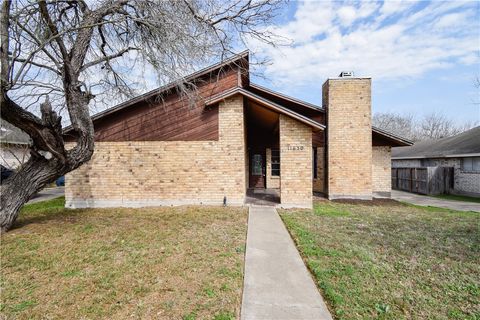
[64,51,411,209]
[392,126,480,197]
[0,119,31,169]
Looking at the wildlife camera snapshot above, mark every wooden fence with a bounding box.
[391,167,454,195]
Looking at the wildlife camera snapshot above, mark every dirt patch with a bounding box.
[331,198,404,206]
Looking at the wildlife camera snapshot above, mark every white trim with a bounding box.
[328,194,373,200]
[65,198,245,209]
[66,198,316,210]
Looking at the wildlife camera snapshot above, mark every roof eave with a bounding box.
[249,83,324,112]
[372,126,413,146]
[392,152,480,160]
[205,87,325,131]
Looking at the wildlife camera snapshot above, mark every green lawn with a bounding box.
[280,201,480,320]
[1,197,247,320]
[433,194,480,204]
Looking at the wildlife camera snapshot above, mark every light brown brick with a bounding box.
[279,115,312,208]
[324,78,373,200]
[66,95,246,208]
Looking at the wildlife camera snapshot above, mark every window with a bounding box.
[271,149,280,176]
[252,154,263,175]
[461,157,480,172]
[313,147,318,179]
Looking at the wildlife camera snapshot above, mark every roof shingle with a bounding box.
[392,126,480,159]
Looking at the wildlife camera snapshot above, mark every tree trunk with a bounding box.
[0,157,64,232]
[0,93,94,232]
[0,0,98,232]
[0,137,94,232]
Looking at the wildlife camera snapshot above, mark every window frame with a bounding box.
[461,157,480,173]
[271,149,280,177]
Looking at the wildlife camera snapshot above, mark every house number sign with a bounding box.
[286,145,304,151]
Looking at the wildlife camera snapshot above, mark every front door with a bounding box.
[249,150,265,188]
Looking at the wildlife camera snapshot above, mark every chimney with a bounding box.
[323,75,372,200]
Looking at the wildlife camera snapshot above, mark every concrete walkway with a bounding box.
[27,187,64,204]
[392,190,480,212]
[241,206,332,320]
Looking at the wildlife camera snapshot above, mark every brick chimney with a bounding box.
[323,76,372,200]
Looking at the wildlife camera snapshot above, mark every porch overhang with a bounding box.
[204,87,325,131]
[372,126,413,146]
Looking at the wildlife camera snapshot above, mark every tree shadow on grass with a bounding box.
[11,208,90,231]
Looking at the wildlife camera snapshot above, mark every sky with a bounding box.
[249,0,480,126]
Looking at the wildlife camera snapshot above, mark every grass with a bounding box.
[432,194,480,204]
[1,197,247,319]
[280,201,480,320]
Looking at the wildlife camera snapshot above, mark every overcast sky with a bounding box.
[250,0,480,125]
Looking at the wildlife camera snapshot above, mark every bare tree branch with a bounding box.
[374,111,478,141]
[0,0,285,232]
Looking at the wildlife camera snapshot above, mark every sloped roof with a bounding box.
[62,50,413,147]
[0,119,31,145]
[372,126,413,147]
[204,87,325,131]
[64,50,249,134]
[392,126,480,159]
[249,83,324,111]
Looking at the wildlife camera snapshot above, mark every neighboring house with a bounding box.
[392,126,480,197]
[0,119,31,169]
[64,51,411,209]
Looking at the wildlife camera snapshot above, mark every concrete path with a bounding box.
[241,206,332,320]
[392,190,480,212]
[27,187,64,204]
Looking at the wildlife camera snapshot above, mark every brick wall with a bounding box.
[66,95,246,208]
[279,115,313,208]
[266,148,280,189]
[391,159,421,168]
[313,147,325,193]
[372,146,391,197]
[324,78,373,200]
[454,167,480,196]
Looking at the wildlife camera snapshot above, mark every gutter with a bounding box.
[392,153,480,160]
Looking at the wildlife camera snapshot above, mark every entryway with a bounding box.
[245,188,280,206]
[249,149,266,188]
[244,97,281,206]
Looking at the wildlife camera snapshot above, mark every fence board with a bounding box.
[392,166,453,195]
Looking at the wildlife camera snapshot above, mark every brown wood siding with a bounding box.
[66,67,239,142]
[247,85,325,124]
[312,131,325,147]
[373,131,403,146]
[246,85,326,147]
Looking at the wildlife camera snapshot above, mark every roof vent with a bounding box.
[339,71,354,77]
